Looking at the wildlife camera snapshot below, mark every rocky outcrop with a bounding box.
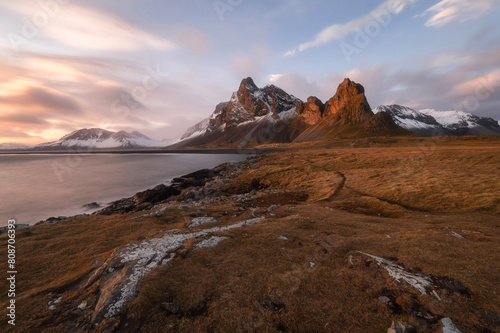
[294,79,409,142]
[94,169,220,216]
[323,78,373,124]
[296,96,325,125]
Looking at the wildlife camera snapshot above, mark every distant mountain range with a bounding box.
[0,129,166,150]
[373,105,500,136]
[34,128,164,150]
[174,77,500,147]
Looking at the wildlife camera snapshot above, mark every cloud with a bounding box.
[268,74,283,83]
[422,0,495,27]
[0,86,82,114]
[270,46,500,120]
[285,0,419,56]
[231,54,264,78]
[2,2,176,52]
[0,113,49,125]
[173,26,211,53]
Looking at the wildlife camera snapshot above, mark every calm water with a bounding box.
[0,153,249,226]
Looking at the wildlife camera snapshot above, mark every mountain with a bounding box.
[292,79,408,142]
[34,128,163,150]
[174,77,305,146]
[175,77,407,147]
[373,105,500,136]
[0,143,30,150]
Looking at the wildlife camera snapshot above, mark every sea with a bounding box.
[0,153,250,227]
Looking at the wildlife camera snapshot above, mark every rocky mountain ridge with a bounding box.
[373,104,500,136]
[33,128,163,149]
[176,77,406,147]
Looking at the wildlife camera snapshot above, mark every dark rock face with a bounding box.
[210,77,300,129]
[82,202,101,210]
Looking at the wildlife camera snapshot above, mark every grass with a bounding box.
[0,136,499,332]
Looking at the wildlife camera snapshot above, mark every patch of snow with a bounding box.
[358,251,433,294]
[194,236,229,249]
[451,231,465,239]
[132,205,171,219]
[78,300,87,310]
[188,216,218,228]
[180,118,210,141]
[441,318,462,333]
[419,109,472,127]
[102,217,265,319]
[278,107,298,121]
[378,296,390,304]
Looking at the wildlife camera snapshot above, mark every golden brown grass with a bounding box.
[0,136,498,332]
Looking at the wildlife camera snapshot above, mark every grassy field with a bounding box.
[1,136,499,332]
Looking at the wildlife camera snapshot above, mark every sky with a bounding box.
[0,0,499,144]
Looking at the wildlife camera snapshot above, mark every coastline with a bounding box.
[1,141,499,332]
[32,155,259,227]
[0,147,286,155]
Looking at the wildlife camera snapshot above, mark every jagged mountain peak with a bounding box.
[214,77,300,129]
[176,77,408,147]
[323,78,373,124]
[238,77,259,93]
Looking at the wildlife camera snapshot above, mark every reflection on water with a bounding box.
[0,153,249,226]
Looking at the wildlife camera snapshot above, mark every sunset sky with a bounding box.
[0,0,499,144]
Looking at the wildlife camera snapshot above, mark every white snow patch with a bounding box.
[441,318,462,333]
[189,216,218,228]
[419,109,476,128]
[103,217,265,319]
[358,251,433,294]
[194,236,229,249]
[278,107,298,121]
[451,231,465,239]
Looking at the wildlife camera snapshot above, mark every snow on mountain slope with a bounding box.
[419,109,479,128]
[374,105,500,136]
[35,128,163,149]
[175,78,301,146]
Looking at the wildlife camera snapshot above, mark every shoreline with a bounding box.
[0,148,286,155]
[30,154,260,227]
[0,151,256,229]
[1,143,499,332]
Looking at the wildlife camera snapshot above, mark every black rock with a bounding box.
[82,202,101,210]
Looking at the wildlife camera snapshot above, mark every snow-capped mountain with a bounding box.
[174,77,407,147]
[175,78,305,146]
[0,143,30,150]
[34,128,163,149]
[373,105,500,136]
